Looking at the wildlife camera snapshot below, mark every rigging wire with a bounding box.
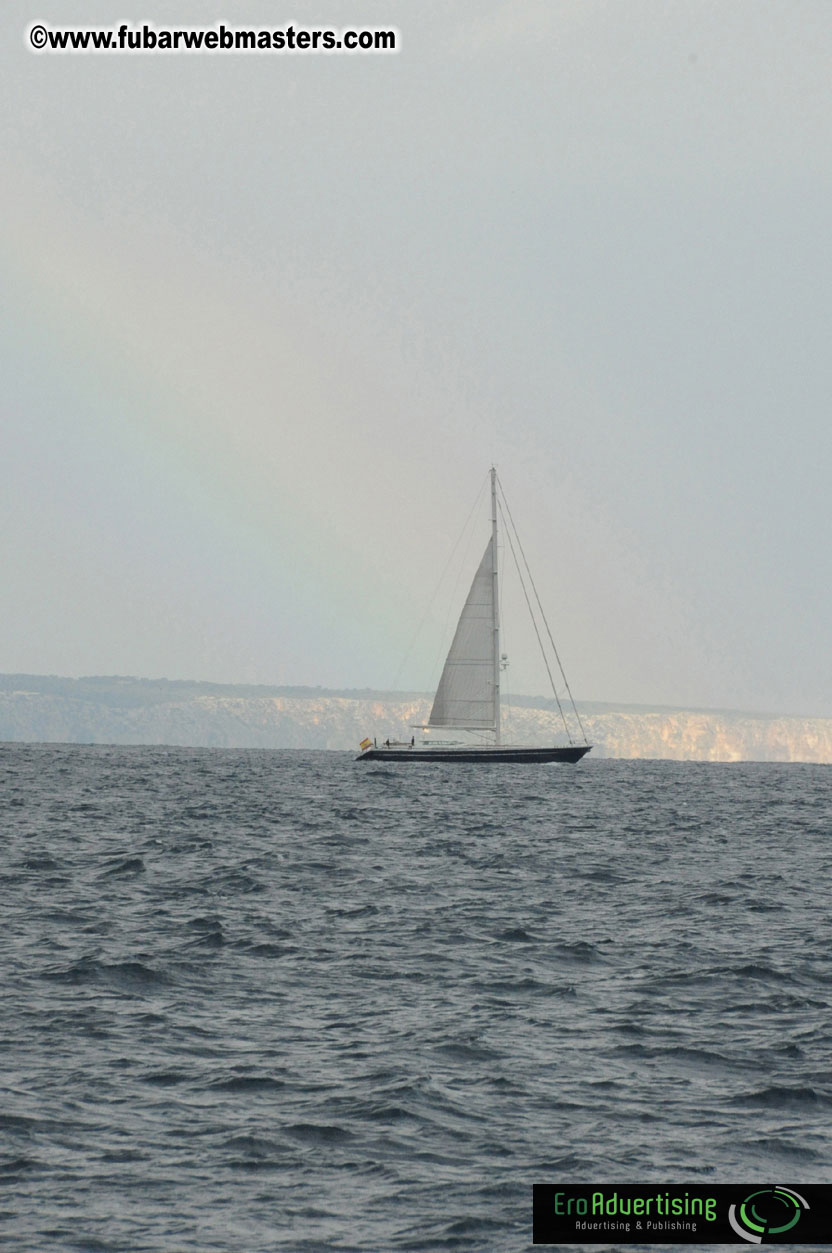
[389,470,490,695]
[497,476,589,745]
[497,498,572,743]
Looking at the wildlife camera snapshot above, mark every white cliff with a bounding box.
[1,675,831,762]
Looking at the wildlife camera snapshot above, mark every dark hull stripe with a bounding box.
[356,746,591,764]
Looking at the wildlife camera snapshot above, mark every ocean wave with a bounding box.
[5,747,832,1250]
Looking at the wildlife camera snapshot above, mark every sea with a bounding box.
[2,744,831,1252]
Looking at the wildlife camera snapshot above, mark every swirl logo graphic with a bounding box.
[728,1187,808,1243]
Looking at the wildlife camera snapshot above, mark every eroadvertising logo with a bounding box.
[728,1188,808,1244]
[532,1184,832,1245]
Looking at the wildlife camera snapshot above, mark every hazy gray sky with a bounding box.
[3,1,831,715]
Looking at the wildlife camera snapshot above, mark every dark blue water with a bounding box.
[2,745,831,1251]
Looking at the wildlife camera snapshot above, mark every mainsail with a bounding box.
[428,539,496,730]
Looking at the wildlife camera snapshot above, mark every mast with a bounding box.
[490,465,501,744]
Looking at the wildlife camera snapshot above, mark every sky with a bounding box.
[2,0,831,716]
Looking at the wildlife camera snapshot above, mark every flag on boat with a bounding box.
[359,737,372,751]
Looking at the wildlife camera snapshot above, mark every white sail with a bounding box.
[428,539,496,730]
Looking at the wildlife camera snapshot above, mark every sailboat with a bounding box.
[356,468,592,764]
